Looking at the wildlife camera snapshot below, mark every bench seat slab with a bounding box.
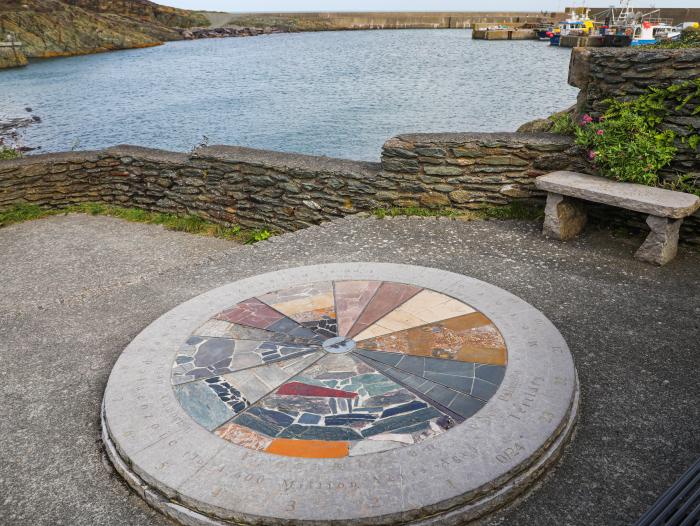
[536,171,700,219]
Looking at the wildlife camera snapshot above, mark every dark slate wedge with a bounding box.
[355,349,476,395]
[355,352,487,422]
[475,364,506,385]
[471,377,499,401]
[447,394,485,420]
[278,424,363,441]
[424,371,473,394]
[361,407,442,437]
[231,412,283,437]
[354,348,404,367]
[424,358,475,377]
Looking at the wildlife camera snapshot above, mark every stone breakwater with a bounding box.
[222,11,563,32]
[1,133,698,242]
[569,47,700,187]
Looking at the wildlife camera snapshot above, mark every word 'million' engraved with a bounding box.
[497,370,523,402]
[508,376,545,421]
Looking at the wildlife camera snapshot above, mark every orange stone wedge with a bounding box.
[265,438,350,458]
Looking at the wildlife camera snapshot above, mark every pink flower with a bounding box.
[581,114,593,125]
[596,129,604,136]
[588,150,597,160]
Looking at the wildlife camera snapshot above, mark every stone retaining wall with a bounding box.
[380,132,587,209]
[0,146,382,232]
[1,135,698,243]
[3,135,572,231]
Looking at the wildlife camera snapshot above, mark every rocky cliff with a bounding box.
[0,0,208,63]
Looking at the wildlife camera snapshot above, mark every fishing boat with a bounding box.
[592,1,679,46]
[549,8,595,46]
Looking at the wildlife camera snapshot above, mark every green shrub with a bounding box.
[0,146,21,160]
[574,108,676,186]
[549,113,578,136]
[571,79,700,192]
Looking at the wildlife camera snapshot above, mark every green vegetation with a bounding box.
[245,229,273,244]
[482,201,545,220]
[0,203,275,244]
[656,28,700,49]
[373,206,462,219]
[553,79,700,196]
[373,202,544,221]
[575,107,677,187]
[0,146,21,160]
[549,112,578,136]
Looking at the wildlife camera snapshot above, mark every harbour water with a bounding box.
[0,29,578,161]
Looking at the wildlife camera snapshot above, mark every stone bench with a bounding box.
[535,171,700,265]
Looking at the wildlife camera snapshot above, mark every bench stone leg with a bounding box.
[635,215,683,266]
[543,192,587,240]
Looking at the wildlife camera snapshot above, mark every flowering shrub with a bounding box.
[574,108,676,186]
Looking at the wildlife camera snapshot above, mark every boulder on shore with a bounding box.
[0,47,28,69]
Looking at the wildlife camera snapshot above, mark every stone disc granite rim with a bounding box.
[103,263,579,525]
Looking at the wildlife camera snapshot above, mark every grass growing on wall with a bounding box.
[372,202,544,221]
[0,203,273,244]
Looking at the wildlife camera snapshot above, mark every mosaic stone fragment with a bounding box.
[349,439,404,456]
[215,422,272,450]
[193,319,317,345]
[346,282,422,338]
[354,290,475,340]
[174,378,246,431]
[333,280,382,337]
[277,381,358,398]
[357,312,507,365]
[258,282,337,338]
[172,337,320,384]
[220,351,321,405]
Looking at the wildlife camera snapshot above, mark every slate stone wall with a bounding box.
[380,132,586,209]
[1,137,697,243]
[568,47,700,189]
[0,135,581,231]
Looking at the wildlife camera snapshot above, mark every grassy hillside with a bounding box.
[0,0,208,60]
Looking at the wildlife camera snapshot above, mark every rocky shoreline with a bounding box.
[180,26,283,40]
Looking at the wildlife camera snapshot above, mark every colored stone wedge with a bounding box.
[357,312,507,365]
[353,289,476,340]
[215,298,321,341]
[258,282,338,338]
[333,280,382,337]
[346,282,422,338]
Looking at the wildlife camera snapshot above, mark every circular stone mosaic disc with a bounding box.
[103,263,579,526]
